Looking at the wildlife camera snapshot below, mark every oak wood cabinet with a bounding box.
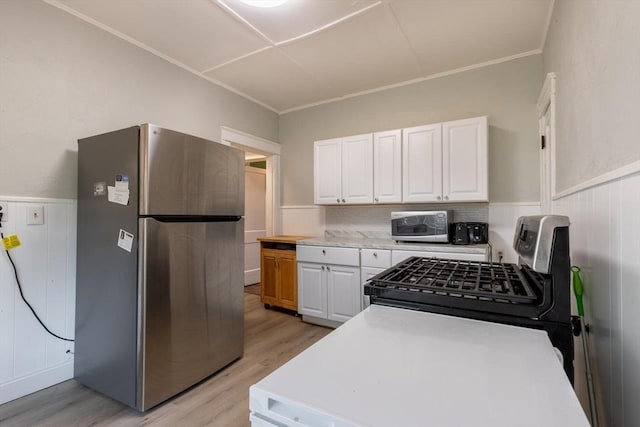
[258,236,310,312]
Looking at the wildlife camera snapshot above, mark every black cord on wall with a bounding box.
[0,216,74,342]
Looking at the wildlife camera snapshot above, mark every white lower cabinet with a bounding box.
[297,245,361,325]
[360,249,392,309]
[297,262,326,318]
[326,265,361,322]
[298,245,489,327]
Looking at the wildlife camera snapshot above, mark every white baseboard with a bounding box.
[244,269,260,286]
[0,361,74,405]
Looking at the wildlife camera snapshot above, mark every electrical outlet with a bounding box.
[26,205,45,225]
[0,202,7,222]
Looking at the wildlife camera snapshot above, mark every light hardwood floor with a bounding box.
[0,294,331,427]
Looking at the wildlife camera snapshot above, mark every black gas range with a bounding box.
[364,215,575,383]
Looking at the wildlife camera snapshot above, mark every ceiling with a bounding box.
[47,0,554,114]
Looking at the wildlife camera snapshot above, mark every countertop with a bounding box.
[296,236,490,254]
[250,305,589,427]
[257,235,313,244]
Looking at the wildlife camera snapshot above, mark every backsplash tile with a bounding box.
[325,204,489,235]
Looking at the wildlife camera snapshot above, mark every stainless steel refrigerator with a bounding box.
[75,124,244,411]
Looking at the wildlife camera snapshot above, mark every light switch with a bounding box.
[26,206,45,225]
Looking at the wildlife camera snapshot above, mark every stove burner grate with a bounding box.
[370,257,539,304]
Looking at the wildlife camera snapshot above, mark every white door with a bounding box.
[244,166,266,285]
[373,129,402,204]
[341,134,373,204]
[402,124,442,202]
[314,138,342,204]
[297,262,327,318]
[442,116,488,202]
[540,106,552,213]
[327,265,361,322]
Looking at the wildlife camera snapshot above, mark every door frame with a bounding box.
[220,127,281,237]
[537,72,557,212]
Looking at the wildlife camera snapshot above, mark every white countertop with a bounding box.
[250,305,589,427]
[296,236,490,254]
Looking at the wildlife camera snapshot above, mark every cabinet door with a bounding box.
[297,262,326,318]
[442,116,488,202]
[361,266,386,310]
[327,265,361,323]
[260,249,278,303]
[402,124,443,202]
[373,130,402,204]
[278,253,298,311]
[314,138,342,204]
[341,134,373,204]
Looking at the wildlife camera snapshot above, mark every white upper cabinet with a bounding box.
[314,134,373,205]
[341,134,374,204]
[314,115,488,205]
[314,138,342,204]
[373,129,402,204]
[402,124,442,203]
[442,116,488,202]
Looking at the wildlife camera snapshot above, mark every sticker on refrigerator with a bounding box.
[93,181,107,196]
[117,229,134,252]
[115,174,129,191]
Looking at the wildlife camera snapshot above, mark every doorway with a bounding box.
[220,127,281,287]
[244,158,267,285]
[537,72,556,213]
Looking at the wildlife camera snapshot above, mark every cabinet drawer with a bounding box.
[296,245,360,266]
[360,249,391,268]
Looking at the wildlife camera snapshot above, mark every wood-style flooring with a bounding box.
[0,293,331,427]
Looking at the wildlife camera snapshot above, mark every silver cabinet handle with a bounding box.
[322,249,326,255]
[444,195,449,200]
[374,197,379,202]
[326,265,330,271]
[437,196,442,200]
[321,265,325,271]
[336,198,340,203]
[342,198,346,203]
[373,252,378,258]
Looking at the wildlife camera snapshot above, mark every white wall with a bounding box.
[0,198,76,405]
[279,54,543,206]
[543,1,640,193]
[551,171,640,427]
[0,0,278,199]
[543,2,640,426]
[0,0,279,403]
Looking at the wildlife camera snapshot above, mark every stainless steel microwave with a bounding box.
[391,211,452,243]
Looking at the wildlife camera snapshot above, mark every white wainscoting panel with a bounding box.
[0,198,76,405]
[281,206,325,237]
[552,172,640,427]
